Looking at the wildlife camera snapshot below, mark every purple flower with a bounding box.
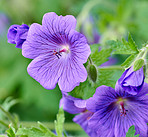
[86,82,148,137]
[73,111,98,137]
[60,94,97,137]
[80,15,100,45]
[60,94,86,114]
[7,24,29,48]
[22,12,90,92]
[118,66,144,95]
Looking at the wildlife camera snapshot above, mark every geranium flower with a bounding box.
[60,94,97,137]
[22,12,90,92]
[86,82,148,137]
[118,66,144,95]
[7,24,29,48]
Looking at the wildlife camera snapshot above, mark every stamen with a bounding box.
[117,98,128,116]
[53,45,70,59]
[53,50,62,59]
[119,101,128,116]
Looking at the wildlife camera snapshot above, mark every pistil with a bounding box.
[117,98,128,116]
[53,45,70,59]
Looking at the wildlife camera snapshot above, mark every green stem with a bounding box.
[21,121,82,131]
[88,56,93,64]
[98,65,123,70]
[0,120,9,128]
[0,106,17,130]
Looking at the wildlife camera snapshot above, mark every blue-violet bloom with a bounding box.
[118,66,144,95]
[80,15,100,45]
[60,94,97,137]
[7,24,29,49]
[86,82,148,137]
[22,12,90,92]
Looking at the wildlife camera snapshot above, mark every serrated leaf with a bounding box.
[91,48,112,66]
[90,44,100,53]
[128,33,138,52]
[106,34,139,55]
[6,127,15,137]
[133,59,144,71]
[97,67,123,88]
[121,54,138,68]
[54,107,65,137]
[16,127,45,137]
[69,78,96,99]
[38,122,56,137]
[126,125,139,137]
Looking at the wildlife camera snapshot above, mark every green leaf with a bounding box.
[16,127,45,137]
[90,44,100,53]
[121,54,138,68]
[91,48,112,66]
[38,122,56,137]
[16,122,57,137]
[126,125,139,137]
[87,64,97,82]
[127,33,138,52]
[133,59,144,71]
[69,78,96,99]
[97,66,123,88]
[6,127,15,137]
[106,34,139,55]
[54,107,65,137]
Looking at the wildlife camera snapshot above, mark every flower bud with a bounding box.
[88,64,97,83]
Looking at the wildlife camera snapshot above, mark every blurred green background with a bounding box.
[1,0,148,135]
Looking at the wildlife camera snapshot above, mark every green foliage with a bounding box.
[87,64,97,82]
[6,126,16,137]
[126,125,139,137]
[106,34,139,55]
[10,108,65,137]
[121,54,138,68]
[54,107,65,137]
[133,59,144,71]
[69,78,96,99]
[91,48,112,66]
[97,67,123,88]
[16,127,48,137]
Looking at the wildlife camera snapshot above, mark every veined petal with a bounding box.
[22,23,59,59]
[69,30,91,63]
[60,95,86,114]
[42,12,76,35]
[123,67,144,87]
[58,58,87,92]
[73,111,97,137]
[27,54,64,90]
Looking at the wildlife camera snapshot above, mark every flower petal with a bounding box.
[42,12,76,35]
[58,58,87,92]
[22,23,59,59]
[73,112,97,137]
[60,95,86,114]
[69,30,91,63]
[27,54,64,90]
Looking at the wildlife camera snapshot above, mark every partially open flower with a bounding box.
[118,66,144,95]
[7,24,29,49]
